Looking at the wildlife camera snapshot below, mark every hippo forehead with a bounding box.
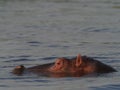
[55,57,69,62]
[55,57,77,65]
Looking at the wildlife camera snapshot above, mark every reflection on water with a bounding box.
[0,0,120,90]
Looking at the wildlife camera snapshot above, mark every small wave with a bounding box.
[41,56,57,60]
[91,84,120,90]
[82,27,109,32]
[47,44,69,48]
[82,27,119,33]
[27,41,42,46]
[0,85,9,87]
[4,58,33,63]
[27,41,42,44]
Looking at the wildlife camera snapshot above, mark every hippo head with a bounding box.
[48,54,83,73]
[48,54,98,76]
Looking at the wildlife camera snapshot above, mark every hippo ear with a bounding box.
[75,54,82,67]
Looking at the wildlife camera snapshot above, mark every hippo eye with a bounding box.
[57,62,60,65]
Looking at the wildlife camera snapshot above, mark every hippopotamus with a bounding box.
[12,54,116,77]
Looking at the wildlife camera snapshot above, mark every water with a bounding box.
[0,0,120,90]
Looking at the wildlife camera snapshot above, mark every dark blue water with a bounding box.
[0,0,120,90]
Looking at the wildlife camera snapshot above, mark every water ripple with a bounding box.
[91,84,120,90]
[27,41,42,46]
[41,56,57,60]
[4,58,33,62]
[0,85,9,87]
[82,27,119,33]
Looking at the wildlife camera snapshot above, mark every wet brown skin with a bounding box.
[12,54,116,77]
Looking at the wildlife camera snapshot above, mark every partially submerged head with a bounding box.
[48,54,98,75]
[48,54,83,73]
[12,54,116,77]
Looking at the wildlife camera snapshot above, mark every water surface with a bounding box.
[0,0,120,90]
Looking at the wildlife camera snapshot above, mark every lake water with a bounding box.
[0,0,120,90]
